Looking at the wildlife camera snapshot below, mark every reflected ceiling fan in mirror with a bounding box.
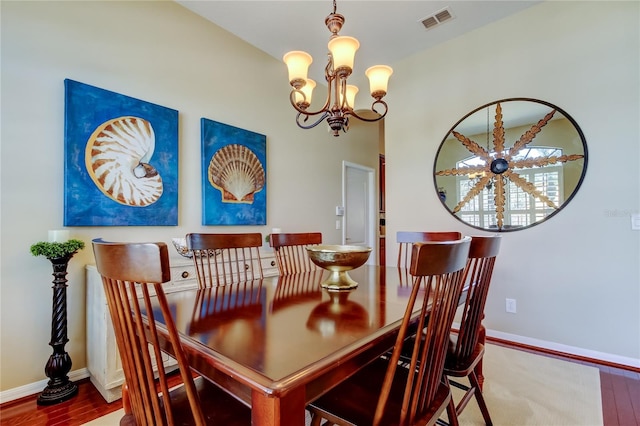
[434,98,588,232]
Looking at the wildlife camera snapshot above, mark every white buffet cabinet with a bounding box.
[86,251,278,402]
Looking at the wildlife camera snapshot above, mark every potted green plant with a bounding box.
[30,239,85,261]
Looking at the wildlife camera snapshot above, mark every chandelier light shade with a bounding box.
[283,0,392,137]
[294,78,316,108]
[283,51,313,89]
[365,65,393,98]
[344,85,358,108]
[327,36,359,72]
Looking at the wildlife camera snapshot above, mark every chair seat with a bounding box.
[308,357,452,426]
[444,342,485,377]
[120,376,251,426]
[398,335,485,375]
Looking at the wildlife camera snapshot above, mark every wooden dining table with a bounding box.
[149,265,434,425]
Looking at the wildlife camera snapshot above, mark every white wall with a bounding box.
[385,1,639,362]
[0,0,379,391]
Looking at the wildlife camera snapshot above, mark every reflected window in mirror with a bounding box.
[434,98,587,232]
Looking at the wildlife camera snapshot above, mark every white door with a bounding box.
[343,161,376,265]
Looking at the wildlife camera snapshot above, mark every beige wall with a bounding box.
[0,0,378,392]
[385,1,639,361]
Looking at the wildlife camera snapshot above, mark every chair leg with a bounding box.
[468,371,492,426]
[453,380,475,415]
[310,412,333,426]
[121,382,132,415]
[119,413,136,426]
[476,323,486,389]
[309,413,319,426]
[446,398,459,426]
[119,382,135,426]
[439,376,459,426]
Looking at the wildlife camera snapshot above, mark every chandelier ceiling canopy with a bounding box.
[283,0,393,137]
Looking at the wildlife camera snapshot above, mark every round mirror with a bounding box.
[434,98,587,232]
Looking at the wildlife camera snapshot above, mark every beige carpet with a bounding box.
[84,344,603,425]
[454,344,602,425]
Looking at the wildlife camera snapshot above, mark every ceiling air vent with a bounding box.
[420,7,454,30]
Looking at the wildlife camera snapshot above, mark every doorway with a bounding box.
[342,161,376,265]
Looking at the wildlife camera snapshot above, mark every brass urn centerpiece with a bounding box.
[306,245,371,290]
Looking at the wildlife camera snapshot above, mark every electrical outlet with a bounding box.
[506,298,517,313]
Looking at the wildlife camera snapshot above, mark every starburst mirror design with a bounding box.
[434,98,587,232]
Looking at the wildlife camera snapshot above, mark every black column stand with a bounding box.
[37,254,79,405]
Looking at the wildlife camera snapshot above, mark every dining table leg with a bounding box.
[251,387,306,426]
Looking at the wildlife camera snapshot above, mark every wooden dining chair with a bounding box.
[269,232,322,275]
[308,237,471,426]
[397,231,462,269]
[186,232,263,287]
[443,235,501,425]
[91,239,251,426]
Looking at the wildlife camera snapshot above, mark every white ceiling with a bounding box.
[175,1,541,83]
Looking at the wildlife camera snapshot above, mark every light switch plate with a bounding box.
[335,206,345,216]
[632,214,640,230]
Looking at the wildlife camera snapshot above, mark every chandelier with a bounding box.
[283,0,393,137]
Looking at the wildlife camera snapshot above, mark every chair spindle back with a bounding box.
[397,231,462,269]
[269,232,322,275]
[186,233,263,287]
[451,235,501,361]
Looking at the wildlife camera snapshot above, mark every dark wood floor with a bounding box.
[0,378,123,425]
[1,342,639,425]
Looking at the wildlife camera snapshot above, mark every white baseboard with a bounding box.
[0,368,90,405]
[486,329,640,369]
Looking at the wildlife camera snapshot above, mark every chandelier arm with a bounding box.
[325,53,334,78]
[348,99,389,122]
[288,89,332,116]
[295,111,330,130]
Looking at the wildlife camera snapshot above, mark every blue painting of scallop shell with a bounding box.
[201,118,266,226]
[63,79,178,226]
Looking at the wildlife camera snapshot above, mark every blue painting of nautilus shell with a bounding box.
[63,79,178,226]
[201,118,266,226]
